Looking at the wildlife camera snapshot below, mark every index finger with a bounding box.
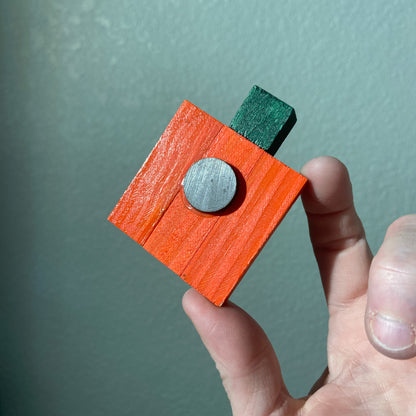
[301,156,372,312]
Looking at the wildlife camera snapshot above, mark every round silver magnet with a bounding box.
[183,158,237,213]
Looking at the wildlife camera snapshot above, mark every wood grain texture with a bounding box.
[107,100,223,244]
[143,125,265,275]
[229,85,297,155]
[109,99,307,307]
[182,153,307,306]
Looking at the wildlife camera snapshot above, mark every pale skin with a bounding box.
[182,156,416,416]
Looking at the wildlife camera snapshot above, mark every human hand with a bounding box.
[182,156,416,415]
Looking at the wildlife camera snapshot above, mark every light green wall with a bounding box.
[1,1,415,415]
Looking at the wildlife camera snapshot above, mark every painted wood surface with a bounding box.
[109,99,307,307]
[230,85,297,155]
[108,100,223,244]
[182,154,307,306]
[143,125,265,275]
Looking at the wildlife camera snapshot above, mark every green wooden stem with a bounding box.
[229,85,297,156]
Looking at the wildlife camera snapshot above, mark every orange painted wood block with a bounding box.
[182,154,307,305]
[143,125,265,275]
[108,100,223,244]
[108,99,307,306]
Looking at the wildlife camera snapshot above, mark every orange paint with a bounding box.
[108,101,307,306]
[108,100,223,244]
[143,125,265,275]
[182,153,307,305]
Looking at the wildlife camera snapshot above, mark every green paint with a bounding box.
[230,85,297,155]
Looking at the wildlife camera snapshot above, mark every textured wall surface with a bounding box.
[1,1,415,415]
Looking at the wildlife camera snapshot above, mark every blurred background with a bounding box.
[1,1,415,414]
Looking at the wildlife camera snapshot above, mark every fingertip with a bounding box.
[301,156,353,215]
[301,156,346,177]
[385,214,416,238]
[182,288,198,312]
[182,288,212,318]
[301,156,349,189]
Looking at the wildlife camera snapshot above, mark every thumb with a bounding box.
[365,215,416,359]
[182,289,302,415]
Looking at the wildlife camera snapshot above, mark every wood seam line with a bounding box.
[213,170,306,303]
[212,171,291,300]
[174,212,222,276]
[178,132,266,278]
[107,100,223,243]
[140,122,226,246]
[190,160,306,305]
[192,155,290,296]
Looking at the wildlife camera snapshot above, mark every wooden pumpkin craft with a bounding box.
[108,86,307,306]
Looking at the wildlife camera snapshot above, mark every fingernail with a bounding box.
[369,312,416,352]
